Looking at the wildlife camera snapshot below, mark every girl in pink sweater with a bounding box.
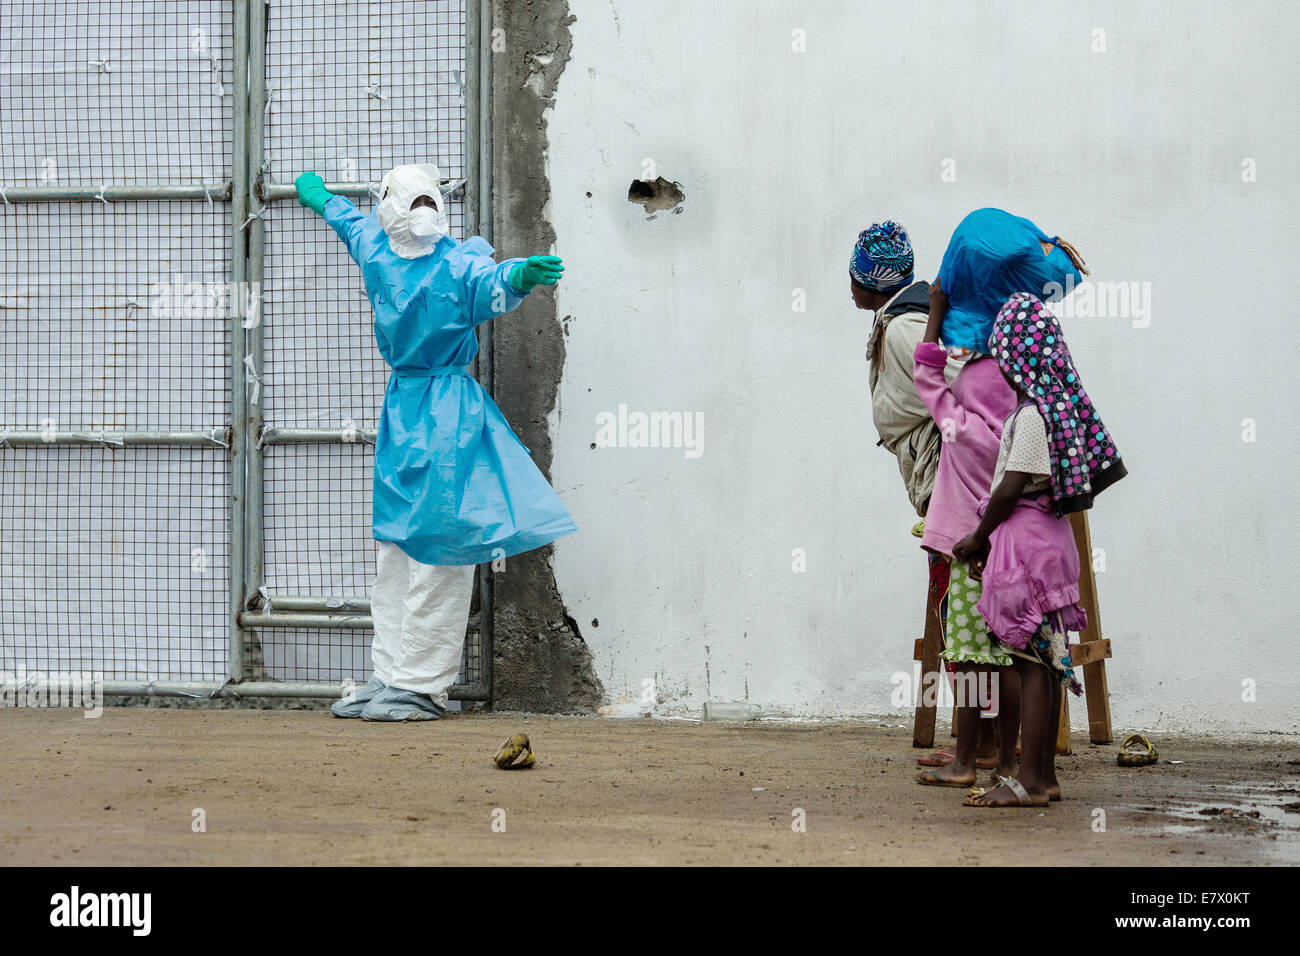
[954,293,1126,807]
[912,283,1019,789]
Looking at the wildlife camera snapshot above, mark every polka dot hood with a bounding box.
[989,292,1128,514]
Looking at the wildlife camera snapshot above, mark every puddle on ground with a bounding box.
[1129,781,1300,862]
[1160,823,1208,835]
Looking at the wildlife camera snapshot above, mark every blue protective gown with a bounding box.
[324,195,577,565]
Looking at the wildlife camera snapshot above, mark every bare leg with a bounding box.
[1043,675,1063,800]
[976,717,997,762]
[918,664,997,769]
[993,665,1020,779]
[1012,659,1052,799]
[966,658,1050,806]
[918,662,982,785]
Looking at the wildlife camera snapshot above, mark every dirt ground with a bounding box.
[0,709,1296,866]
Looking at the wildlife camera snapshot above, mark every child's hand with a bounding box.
[951,532,985,563]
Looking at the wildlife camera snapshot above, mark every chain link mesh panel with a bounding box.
[0,202,231,431]
[1,2,234,684]
[0,0,234,188]
[263,442,374,596]
[261,199,385,431]
[256,0,475,688]
[0,446,230,681]
[262,0,467,192]
[1,0,479,694]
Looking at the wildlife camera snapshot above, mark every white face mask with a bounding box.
[408,205,449,242]
[376,164,449,259]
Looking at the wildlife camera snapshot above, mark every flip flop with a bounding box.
[917,747,958,767]
[1117,733,1158,767]
[963,775,1047,808]
[987,770,1059,800]
[917,747,997,770]
[916,769,978,788]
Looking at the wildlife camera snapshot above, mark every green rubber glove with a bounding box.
[295,171,334,217]
[508,255,565,294]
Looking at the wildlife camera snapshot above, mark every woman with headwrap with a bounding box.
[953,293,1127,807]
[853,220,961,520]
[849,221,999,771]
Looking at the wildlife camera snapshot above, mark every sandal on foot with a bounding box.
[1117,732,1158,767]
[917,747,995,770]
[916,769,977,788]
[1008,775,1060,802]
[917,747,957,767]
[964,775,1046,808]
[989,770,1023,786]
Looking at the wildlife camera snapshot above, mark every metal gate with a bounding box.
[0,0,494,702]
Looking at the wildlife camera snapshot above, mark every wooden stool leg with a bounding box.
[913,575,944,749]
[1056,692,1071,756]
[1070,512,1113,744]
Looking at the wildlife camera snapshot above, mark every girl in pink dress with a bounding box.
[953,293,1127,807]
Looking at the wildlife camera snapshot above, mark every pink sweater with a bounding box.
[913,342,1017,558]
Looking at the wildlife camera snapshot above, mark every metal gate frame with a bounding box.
[1,0,495,701]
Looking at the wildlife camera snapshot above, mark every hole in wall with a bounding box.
[627,176,685,214]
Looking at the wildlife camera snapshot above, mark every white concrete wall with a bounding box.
[547,0,1299,731]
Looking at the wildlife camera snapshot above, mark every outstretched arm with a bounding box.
[296,171,366,264]
[463,251,565,326]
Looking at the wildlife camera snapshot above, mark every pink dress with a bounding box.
[912,342,1018,557]
[975,494,1087,650]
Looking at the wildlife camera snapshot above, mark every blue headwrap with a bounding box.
[850,221,915,293]
[937,208,1083,353]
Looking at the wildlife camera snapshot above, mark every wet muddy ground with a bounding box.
[0,709,1295,865]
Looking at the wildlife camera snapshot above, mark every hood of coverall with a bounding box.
[376,164,449,259]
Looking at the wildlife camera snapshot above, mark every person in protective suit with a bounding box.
[295,164,576,721]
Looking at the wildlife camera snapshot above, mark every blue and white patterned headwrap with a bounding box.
[850,221,914,293]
